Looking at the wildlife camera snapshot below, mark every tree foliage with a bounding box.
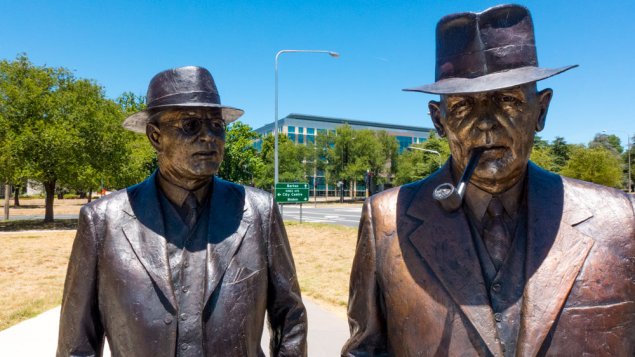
[394,132,450,185]
[218,121,263,185]
[561,145,623,188]
[0,54,130,220]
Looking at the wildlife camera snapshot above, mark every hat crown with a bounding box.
[146,66,221,108]
[435,4,537,81]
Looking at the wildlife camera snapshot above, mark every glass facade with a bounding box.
[396,136,413,153]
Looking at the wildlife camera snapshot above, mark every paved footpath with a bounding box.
[0,298,348,356]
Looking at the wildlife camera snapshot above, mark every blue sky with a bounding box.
[1,0,633,145]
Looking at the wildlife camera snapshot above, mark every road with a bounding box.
[279,204,363,228]
[3,205,364,228]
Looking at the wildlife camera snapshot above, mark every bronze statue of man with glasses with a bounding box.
[58,66,307,357]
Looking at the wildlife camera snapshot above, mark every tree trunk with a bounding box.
[87,189,92,203]
[44,180,56,222]
[4,183,10,221]
[349,180,354,200]
[13,185,20,207]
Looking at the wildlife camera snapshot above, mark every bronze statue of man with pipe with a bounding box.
[343,4,634,356]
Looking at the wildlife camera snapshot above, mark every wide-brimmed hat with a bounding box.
[123,66,244,133]
[404,4,577,95]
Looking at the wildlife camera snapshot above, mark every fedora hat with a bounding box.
[123,66,244,133]
[404,4,577,95]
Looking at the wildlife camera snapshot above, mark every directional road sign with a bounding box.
[275,182,309,203]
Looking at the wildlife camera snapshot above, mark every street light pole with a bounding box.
[274,49,339,185]
[407,146,441,156]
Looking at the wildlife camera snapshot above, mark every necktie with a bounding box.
[184,193,199,228]
[483,197,511,270]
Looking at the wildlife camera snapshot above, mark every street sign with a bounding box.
[275,182,309,203]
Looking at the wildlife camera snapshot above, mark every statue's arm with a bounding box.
[341,199,388,357]
[266,198,308,357]
[57,205,104,357]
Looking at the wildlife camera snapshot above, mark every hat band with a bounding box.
[148,91,221,109]
[436,44,537,81]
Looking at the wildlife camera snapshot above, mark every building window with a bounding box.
[317,129,327,135]
[396,136,413,153]
[288,126,296,133]
[298,127,304,134]
[289,133,296,143]
[298,134,304,144]
[306,128,315,144]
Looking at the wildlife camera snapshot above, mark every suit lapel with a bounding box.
[204,177,253,305]
[517,164,594,356]
[405,162,502,356]
[122,172,177,310]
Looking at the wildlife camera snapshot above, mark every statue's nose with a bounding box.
[476,116,496,131]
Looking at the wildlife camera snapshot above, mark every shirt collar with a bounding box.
[156,171,211,208]
[464,175,525,222]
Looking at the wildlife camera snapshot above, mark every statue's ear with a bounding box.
[428,100,446,137]
[146,123,162,151]
[535,88,553,132]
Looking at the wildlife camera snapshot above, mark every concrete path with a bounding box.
[0,298,348,356]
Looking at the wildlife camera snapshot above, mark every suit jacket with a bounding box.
[57,173,307,357]
[343,162,635,356]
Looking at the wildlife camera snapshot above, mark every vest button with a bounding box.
[492,283,501,292]
[494,312,503,322]
[163,315,173,324]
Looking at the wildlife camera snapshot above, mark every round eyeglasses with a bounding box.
[162,117,226,137]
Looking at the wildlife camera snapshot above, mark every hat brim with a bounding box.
[122,104,244,134]
[403,65,578,95]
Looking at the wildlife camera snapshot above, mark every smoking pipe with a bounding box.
[433,148,483,212]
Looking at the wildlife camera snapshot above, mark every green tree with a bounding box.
[255,134,306,190]
[218,121,263,185]
[530,145,556,171]
[589,133,623,154]
[550,136,570,173]
[0,54,129,220]
[394,132,450,186]
[111,92,156,188]
[561,145,623,188]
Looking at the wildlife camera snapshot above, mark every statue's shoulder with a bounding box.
[561,175,631,206]
[366,179,427,215]
[81,187,130,216]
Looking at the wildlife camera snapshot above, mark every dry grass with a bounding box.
[0,221,357,330]
[0,198,87,216]
[0,230,75,330]
[285,221,357,317]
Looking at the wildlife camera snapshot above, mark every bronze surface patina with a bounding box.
[343,4,634,356]
[57,66,307,357]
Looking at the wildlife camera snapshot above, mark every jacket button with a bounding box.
[163,315,173,324]
[182,286,189,293]
[494,312,503,322]
[180,313,187,321]
[492,283,501,292]
[181,344,189,351]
